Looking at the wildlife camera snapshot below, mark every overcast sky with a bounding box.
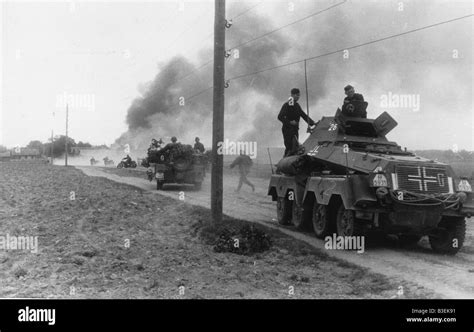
[1,0,473,150]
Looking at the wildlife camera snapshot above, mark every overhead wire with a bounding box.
[227,14,474,81]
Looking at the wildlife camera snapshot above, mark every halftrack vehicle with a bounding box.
[148,144,206,190]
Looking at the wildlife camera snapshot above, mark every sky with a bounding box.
[0,0,473,151]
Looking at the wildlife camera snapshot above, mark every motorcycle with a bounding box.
[103,157,114,166]
[117,158,137,169]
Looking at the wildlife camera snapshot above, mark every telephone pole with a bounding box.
[211,0,226,224]
[65,104,69,166]
[50,130,54,164]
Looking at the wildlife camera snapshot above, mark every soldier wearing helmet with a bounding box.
[342,85,366,118]
[194,137,205,153]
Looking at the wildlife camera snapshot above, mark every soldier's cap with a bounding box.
[344,85,354,91]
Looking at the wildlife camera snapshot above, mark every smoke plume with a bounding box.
[116,0,473,157]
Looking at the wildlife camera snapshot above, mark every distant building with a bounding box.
[11,148,41,160]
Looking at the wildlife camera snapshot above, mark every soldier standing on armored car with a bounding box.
[278,88,316,157]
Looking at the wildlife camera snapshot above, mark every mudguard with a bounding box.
[268,174,297,201]
[460,192,474,216]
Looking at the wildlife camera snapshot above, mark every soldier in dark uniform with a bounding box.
[230,150,255,192]
[278,88,315,157]
[341,85,366,118]
[122,154,132,166]
[159,136,181,162]
[161,137,178,151]
[193,137,205,153]
[148,138,162,152]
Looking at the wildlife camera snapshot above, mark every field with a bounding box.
[0,161,436,298]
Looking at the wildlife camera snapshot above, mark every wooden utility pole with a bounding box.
[50,130,54,164]
[211,0,226,224]
[304,59,310,132]
[65,104,69,166]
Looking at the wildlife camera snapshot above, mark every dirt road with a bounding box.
[2,162,433,299]
[78,166,474,299]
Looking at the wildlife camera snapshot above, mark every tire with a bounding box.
[156,181,164,190]
[131,161,137,168]
[276,196,292,225]
[312,202,334,239]
[429,217,466,255]
[398,234,422,247]
[117,162,124,169]
[291,200,312,231]
[336,205,362,237]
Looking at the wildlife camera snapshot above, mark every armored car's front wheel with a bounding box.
[429,217,466,255]
[291,200,312,231]
[156,181,164,190]
[312,203,334,239]
[336,206,362,237]
[276,196,292,225]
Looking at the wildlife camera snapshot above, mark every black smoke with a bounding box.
[117,0,472,152]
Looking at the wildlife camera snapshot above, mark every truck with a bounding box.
[268,110,473,255]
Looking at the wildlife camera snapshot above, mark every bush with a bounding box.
[213,224,272,255]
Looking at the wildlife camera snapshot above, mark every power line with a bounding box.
[176,59,214,81]
[174,2,264,81]
[228,13,474,81]
[166,7,213,53]
[231,2,263,21]
[134,1,340,111]
[229,0,347,50]
[171,1,342,88]
[184,85,214,101]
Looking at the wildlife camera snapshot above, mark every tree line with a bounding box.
[0,136,108,158]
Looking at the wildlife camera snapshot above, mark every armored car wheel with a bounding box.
[429,217,466,255]
[312,203,334,239]
[336,205,362,237]
[276,196,292,225]
[156,181,164,190]
[291,200,312,231]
